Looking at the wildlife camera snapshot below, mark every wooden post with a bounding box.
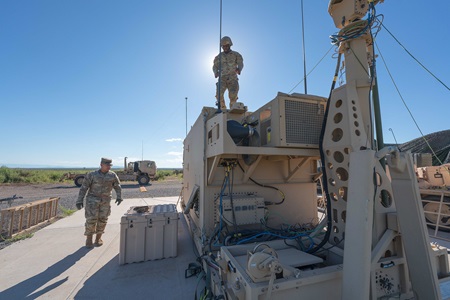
[0,211,4,237]
[43,202,48,221]
[49,201,53,219]
[9,210,15,238]
[19,209,24,232]
[27,206,33,228]
[35,204,39,225]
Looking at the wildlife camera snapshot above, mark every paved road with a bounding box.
[0,179,182,211]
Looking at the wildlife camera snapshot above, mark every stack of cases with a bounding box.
[119,204,178,265]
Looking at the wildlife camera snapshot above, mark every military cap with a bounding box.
[101,157,113,165]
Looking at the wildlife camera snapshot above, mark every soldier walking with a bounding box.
[76,157,123,248]
[213,36,244,110]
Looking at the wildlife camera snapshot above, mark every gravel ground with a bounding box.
[0,179,182,211]
[0,179,182,249]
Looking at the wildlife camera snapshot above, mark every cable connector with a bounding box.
[185,262,202,278]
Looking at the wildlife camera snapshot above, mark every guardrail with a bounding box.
[0,197,60,239]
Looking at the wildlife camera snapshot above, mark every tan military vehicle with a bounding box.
[68,157,157,187]
[416,157,450,230]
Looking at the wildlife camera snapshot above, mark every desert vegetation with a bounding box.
[0,166,182,184]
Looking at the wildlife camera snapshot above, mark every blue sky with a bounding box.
[1,1,449,168]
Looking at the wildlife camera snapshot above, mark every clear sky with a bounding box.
[1,1,449,168]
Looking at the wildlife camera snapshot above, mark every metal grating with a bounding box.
[284,100,324,145]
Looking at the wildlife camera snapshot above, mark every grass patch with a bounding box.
[60,205,77,217]
[0,166,183,184]
[1,232,34,243]
[0,167,95,184]
[154,169,183,181]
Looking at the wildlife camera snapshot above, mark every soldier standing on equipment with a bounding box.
[213,36,244,110]
[76,157,123,248]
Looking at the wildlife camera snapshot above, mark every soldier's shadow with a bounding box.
[0,247,90,299]
[120,183,152,189]
[44,186,79,190]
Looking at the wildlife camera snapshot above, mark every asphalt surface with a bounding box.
[0,179,182,211]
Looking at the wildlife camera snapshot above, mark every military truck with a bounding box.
[65,157,157,187]
[416,158,450,231]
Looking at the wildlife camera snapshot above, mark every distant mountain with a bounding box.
[388,129,450,166]
[0,164,97,169]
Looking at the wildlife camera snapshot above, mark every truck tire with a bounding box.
[74,175,85,187]
[137,175,150,185]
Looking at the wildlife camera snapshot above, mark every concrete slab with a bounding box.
[0,197,200,300]
[3,196,450,300]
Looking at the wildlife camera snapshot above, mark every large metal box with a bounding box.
[119,204,178,265]
[248,92,326,148]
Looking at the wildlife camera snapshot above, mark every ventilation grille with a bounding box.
[285,100,324,145]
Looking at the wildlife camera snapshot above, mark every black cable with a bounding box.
[237,161,285,205]
[228,165,238,232]
[208,174,229,253]
[375,42,444,166]
[308,52,342,254]
[315,237,345,254]
[380,21,450,92]
[289,46,334,94]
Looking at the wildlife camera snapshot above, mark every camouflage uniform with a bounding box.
[213,49,244,109]
[76,169,122,236]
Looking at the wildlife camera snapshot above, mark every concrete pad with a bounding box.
[0,197,200,300]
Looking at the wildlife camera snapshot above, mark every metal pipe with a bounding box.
[371,65,384,151]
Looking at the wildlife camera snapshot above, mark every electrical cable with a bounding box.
[380,21,450,92]
[314,237,345,254]
[309,4,375,253]
[235,231,314,251]
[307,52,342,254]
[228,164,239,232]
[375,42,444,166]
[330,3,376,46]
[210,175,229,250]
[289,46,334,94]
[237,161,285,205]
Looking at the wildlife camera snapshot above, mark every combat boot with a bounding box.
[95,234,103,247]
[86,235,93,248]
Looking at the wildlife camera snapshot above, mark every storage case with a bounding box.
[119,204,178,265]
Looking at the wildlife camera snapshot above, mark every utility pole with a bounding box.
[185,97,188,136]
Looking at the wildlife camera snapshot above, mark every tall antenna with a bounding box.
[301,0,307,94]
[141,140,144,161]
[216,0,223,113]
[185,97,188,136]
